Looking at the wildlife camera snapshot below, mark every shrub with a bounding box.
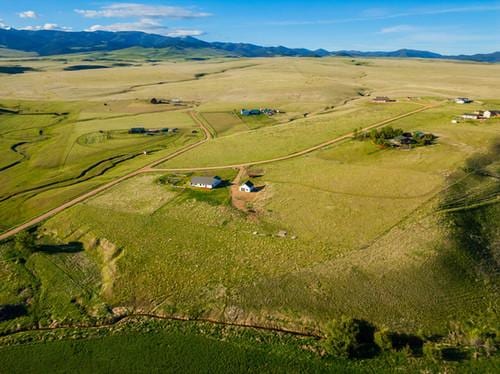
[321,317,378,358]
[322,316,360,358]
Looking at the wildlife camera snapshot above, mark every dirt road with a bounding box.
[0,104,436,241]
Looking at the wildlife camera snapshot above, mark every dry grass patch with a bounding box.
[86,174,176,215]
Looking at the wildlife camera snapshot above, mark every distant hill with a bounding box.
[0,28,498,62]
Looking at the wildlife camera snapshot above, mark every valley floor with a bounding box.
[0,56,499,371]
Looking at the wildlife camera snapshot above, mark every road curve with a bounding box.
[0,103,436,241]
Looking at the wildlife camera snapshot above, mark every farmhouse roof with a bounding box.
[242,180,254,188]
[191,176,220,185]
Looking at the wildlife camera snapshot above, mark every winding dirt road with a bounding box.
[0,103,436,241]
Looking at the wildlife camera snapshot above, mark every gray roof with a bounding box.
[241,180,254,187]
[191,176,220,185]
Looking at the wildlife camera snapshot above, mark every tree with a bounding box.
[322,316,360,358]
[14,231,36,258]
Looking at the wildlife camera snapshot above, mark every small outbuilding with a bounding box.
[461,113,480,120]
[372,96,396,103]
[129,127,145,134]
[239,181,256,193]
[240,109,262,116]
[190,176,222,189]
[455,97,473,104]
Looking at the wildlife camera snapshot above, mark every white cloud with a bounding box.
[87,18,164,32]
[0,19,11,29]
[21,23,72,31]
[165,29,204,37]
[18,10,38,19]
[75,3,210,19]
[379,25,416,34]
[86,18,203,37]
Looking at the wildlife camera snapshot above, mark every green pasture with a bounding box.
[0,100,203,232]
[0,56,499,370]
[2,317,498,373]
[158,101,421,168]
[200,111,248,136]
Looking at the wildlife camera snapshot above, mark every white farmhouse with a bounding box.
[239,181,256,193]
[190,176,222,189]
[483,110,500,118]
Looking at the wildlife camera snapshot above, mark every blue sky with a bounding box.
[1,1,499,54]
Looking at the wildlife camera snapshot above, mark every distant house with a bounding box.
[483,110,500,118]
[239,181,256,193]
[461,113,480,120]
[190,176,222,189]
[240,109,262,116]
[455,97,473,104]
[372,96,396,103]
[150,98,168,104]
[129,127,145,134]
[261,108,279,116]
[389,134,415,147]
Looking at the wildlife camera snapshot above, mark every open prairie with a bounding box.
[0,55,499,369]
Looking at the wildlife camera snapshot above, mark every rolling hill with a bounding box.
[0,28,498,62]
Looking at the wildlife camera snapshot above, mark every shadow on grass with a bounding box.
[441,347,469,361]
[0,304,28,322]
[37,241,84,255]
[389,332,424,356]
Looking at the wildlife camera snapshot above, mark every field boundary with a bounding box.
[0,313,321,342]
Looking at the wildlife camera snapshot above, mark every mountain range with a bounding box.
[0,28,498,63]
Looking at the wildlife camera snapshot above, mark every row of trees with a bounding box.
[321,310,499,361]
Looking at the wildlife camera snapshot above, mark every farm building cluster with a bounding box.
[457,110,500,121]
[240,108,279,116]
[128,127,178,135]
[189,176,256,193]
[387,131,436,148]
[150,97,184,105]
[354,126,436,149]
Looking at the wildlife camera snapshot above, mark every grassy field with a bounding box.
[2,317,499,373]
[157,101,423,168]
[0,55,499,370]
[200,111,248,136]
[0,100,203,231]
[30,103,498,334]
